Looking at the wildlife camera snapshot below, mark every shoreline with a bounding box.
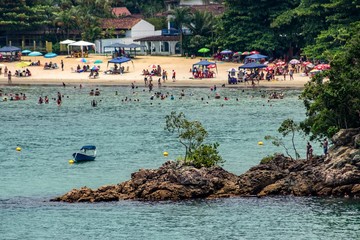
[0,82,305,89]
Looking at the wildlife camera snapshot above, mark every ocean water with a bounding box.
[0,85,359,239]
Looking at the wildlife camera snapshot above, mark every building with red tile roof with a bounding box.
[112,7,132,17]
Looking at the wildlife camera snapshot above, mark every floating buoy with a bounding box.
[163,151,169,157]
[258,141,263,145]
[69,159,75,164]
[16,147,22,151]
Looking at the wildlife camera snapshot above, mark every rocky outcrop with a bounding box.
[52,161,241,202]
[52,128,360,202]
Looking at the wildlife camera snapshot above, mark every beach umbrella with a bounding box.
[79,58,88,63]
[44,53,58,58]
[28,51,43,57]
[241,51,251,55]
[245,54,268,60]
[314,64,330,70]
[207,64,216,69]
[198,48,210,53]
[148,64,157,68]
[306,63,315,69]
[0,46,21,52]
[94,60,103,64]
[276,61,286,66]
[227,68,237,72]
[239,62,267,69]
[250,50,259,54]
[289,59,300,65]
[310,69,322,76]
[233,52,242,56]
[21,50,31,54]
[16,62,31,68]
[220,49,232,54]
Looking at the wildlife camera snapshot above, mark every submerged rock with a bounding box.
[52,128,360,202]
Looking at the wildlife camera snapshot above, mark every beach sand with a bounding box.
[0,55,310,88]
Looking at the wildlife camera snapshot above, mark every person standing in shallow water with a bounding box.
[7,71,12,84]
[306,142,312,160]
[323,138,329,157]
[61,60,64,71]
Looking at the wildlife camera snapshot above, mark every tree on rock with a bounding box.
[165,111,224,168]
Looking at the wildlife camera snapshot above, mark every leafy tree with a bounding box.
[218,0,299,55]
[170,7,191,55]
[0,0,56,33]
[145,17,167,30]
[300,28,360,140]
[165,111,224,168]
[265,119,301,160]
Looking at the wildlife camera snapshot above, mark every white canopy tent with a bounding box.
[60,39,76,56]
[68,40,96,57]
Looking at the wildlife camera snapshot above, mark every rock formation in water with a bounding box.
[52,128,360,202]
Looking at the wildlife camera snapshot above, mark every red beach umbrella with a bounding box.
[207,64,216,69]
[241,51,251,55]
[265,66,274,71]
[148,64,157,68]
[250,50,259,54]
[276,61,286,66]
[314,64,331,70]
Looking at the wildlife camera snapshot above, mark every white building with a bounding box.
[96,16,162,54]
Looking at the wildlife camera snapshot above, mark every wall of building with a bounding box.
[131,20,157,38]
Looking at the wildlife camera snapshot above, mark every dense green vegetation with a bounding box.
[1,0,359,59]
[300,29,360,141]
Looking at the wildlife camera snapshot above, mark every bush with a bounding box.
[260,155,275,164]
[189,143,224,168]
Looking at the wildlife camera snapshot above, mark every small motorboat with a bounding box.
[72,145,96,162]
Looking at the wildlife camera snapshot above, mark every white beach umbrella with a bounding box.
[60,39,76,56]
[69,41,96,57]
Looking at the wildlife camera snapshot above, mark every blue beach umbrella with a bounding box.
[21,50,31,54]
[94,59,103,64]
[44,53,58,58]
[28,51,43,57]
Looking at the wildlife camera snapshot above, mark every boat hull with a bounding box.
[72,153,96,162]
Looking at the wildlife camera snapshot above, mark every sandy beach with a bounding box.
[0,54,310,88]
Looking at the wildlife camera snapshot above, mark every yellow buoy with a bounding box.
[69,159,75,164]
[163,151,169,157]
[258,141,263,145]
[16,147,22,151]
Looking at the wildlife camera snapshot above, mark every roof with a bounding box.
[239,62,267,69]
[81,145,96,150]
[193,60,216,66]
[101,17,141,30]
[0,46,21,52]
[112,7,131,17]
[135,35,180,42]
[189,4,225,16]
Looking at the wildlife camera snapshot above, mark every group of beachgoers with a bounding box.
[104,64,126,75]
[44,61,58,70]
[0,90,27,101]
[38,91,62,105]
[14,68,31,77]
[191,66,215,79]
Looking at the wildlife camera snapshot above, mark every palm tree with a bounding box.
[170,7,191,55]
[53,8,77,39]
[187,10,215,36]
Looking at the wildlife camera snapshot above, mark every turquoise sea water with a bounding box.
[0,85,359,239]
